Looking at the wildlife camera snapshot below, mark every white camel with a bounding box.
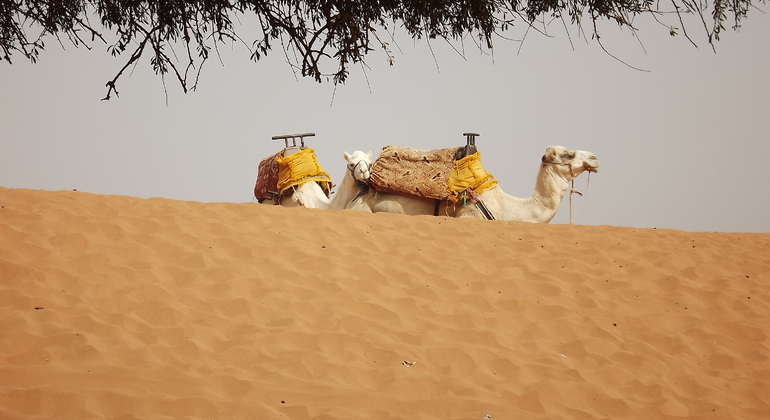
[265,150,373,210]
[346,146,599,223]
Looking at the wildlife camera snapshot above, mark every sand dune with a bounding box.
[1,186,768,420]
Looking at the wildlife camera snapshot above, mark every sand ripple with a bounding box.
[1,187,768,419]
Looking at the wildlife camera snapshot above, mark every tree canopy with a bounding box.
[1,0,762,99]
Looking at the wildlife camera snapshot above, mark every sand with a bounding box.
[1,186,768,420]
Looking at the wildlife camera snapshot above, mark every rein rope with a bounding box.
[569,170,591,224]
[349,159,370,179]
[545,159,590,225]
[547,160,577,178]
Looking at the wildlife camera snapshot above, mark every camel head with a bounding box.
[541,146,600,179]
[344,150,373,182]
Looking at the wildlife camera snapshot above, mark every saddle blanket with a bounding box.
[254,148,332,202]
[254,151,282,202]
[369,145,497,201]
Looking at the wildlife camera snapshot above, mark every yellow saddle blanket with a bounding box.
[447,152,498,200]
[276,148,332,197]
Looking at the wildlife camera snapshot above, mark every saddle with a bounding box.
[369,146,458,200]
[368,145,497,202]
[254,147,332,203]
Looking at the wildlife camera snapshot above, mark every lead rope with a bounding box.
[568,172,591,224]
[569,180,583,224]
[349,160,372,206]
[582,172,591,222]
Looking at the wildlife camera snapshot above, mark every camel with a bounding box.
[346,145,599,223]
[261,150,372,210]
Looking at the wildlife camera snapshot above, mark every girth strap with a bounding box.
[466,188,496,221]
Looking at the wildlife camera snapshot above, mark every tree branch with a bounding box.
[0,0,761,99]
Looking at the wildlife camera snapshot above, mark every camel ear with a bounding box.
[367,151,372,159]
[542,147,557,163]
[343,152,350,160]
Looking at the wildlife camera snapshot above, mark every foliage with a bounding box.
[1,0,761,99]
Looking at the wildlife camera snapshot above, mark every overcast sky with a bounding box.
[2,11,769,233]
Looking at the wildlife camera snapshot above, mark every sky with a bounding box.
[1,11,769,233]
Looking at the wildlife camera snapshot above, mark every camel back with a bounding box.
[369,146,497,201]
[254,148,332,202]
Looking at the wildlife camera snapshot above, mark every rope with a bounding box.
[569,180,584,224]
[568,174,591,224]
[583,172,591,221]
[348,159,371,179]
[547,159,595,224]
[569,178,575,224]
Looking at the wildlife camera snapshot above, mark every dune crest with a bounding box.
[1,187,768,420]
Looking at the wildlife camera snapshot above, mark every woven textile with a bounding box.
[447,152,498,201]
[369,145,497,201]
[276,148,332,197]
[369,146,458,200]
[254,151,282,202]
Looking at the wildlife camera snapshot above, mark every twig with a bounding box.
[102,28,155,101]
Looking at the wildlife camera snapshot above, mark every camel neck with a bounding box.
[328,171,358,210]
[532,163,571,213]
